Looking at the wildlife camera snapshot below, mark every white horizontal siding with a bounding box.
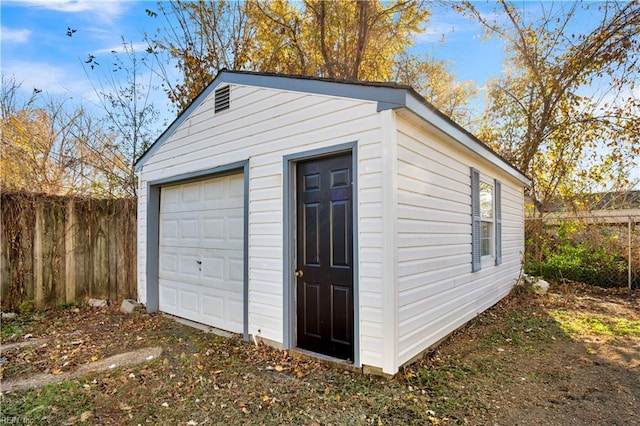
[395,115,525,367]
[138,84,386,367]
[137,182,147,304]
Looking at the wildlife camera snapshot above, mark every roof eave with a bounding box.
[392,92,531,186]
[135,70,531,187]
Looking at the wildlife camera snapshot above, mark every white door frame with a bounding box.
[282,142,360,367]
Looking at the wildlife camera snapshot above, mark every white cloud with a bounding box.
[15,0,127,20]
[2,59,99,103]
[94,41,149,55]
[1,27,31,43]
[415,21,461,44]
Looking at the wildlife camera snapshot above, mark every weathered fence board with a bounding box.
[1,192,137,311]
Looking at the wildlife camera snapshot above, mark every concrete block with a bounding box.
[88,298,107,307]
[120,299,141,314]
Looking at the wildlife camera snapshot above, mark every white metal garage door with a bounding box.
[159,173,244,333]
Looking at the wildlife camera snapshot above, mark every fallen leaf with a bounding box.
[274,365,284,372]
[80,411,93,422]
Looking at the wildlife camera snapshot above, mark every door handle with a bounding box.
[295,269,304,278]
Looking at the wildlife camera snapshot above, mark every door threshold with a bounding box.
[289,348,360,373]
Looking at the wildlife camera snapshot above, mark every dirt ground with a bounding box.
[416,283,640,425]
[1,281,638,425]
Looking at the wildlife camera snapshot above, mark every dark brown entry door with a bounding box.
[296,153,353,360]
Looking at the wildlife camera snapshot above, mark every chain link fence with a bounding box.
[525,212,639,289]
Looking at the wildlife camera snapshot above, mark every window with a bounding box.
[480,182,493,257]
[471,168,502,272]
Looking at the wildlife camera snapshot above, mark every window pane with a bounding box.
[481,221,492,256]
[480,182,493,219]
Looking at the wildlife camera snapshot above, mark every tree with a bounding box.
[146,0,256,111]
[146,1,477,124]
[83,38,161,196]
[249,0,427,80]
[147,0,429,111]
[458,1,640,212]
[1,76,129,196]
[392,52,478,125]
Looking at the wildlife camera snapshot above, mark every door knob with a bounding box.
[295,269,304,278]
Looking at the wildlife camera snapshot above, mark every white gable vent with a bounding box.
[214,85,230,113]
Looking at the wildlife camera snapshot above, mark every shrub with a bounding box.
[525,219,637,288]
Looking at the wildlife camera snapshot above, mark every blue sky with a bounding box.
[1,0,506,120]
[2,1,164,106]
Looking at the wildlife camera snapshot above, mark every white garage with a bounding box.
[158,173,245,333]
[136,70,529,375]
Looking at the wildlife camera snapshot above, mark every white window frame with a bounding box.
[479,180,494,258]
[471,167,503,272]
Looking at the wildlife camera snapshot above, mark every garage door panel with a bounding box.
[202,180,224,201]
[160,218,179,241]
[161,185,181,208]
[178,253,201,276]
[180,218,199,241]
[159,172,244,334]
[180,289,200,313]
[228,216,244,242]
[228,256,244,282]
[202,175,243,209]
[202,294,225,320]
[160,284,178,309]
[202,217,224,244]
[159,252,178,275]
[180,181,201,204]
[201,256,225,280]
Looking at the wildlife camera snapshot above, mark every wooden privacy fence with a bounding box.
[1,192,137,311]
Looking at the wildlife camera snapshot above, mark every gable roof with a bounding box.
[135,70,530,185]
